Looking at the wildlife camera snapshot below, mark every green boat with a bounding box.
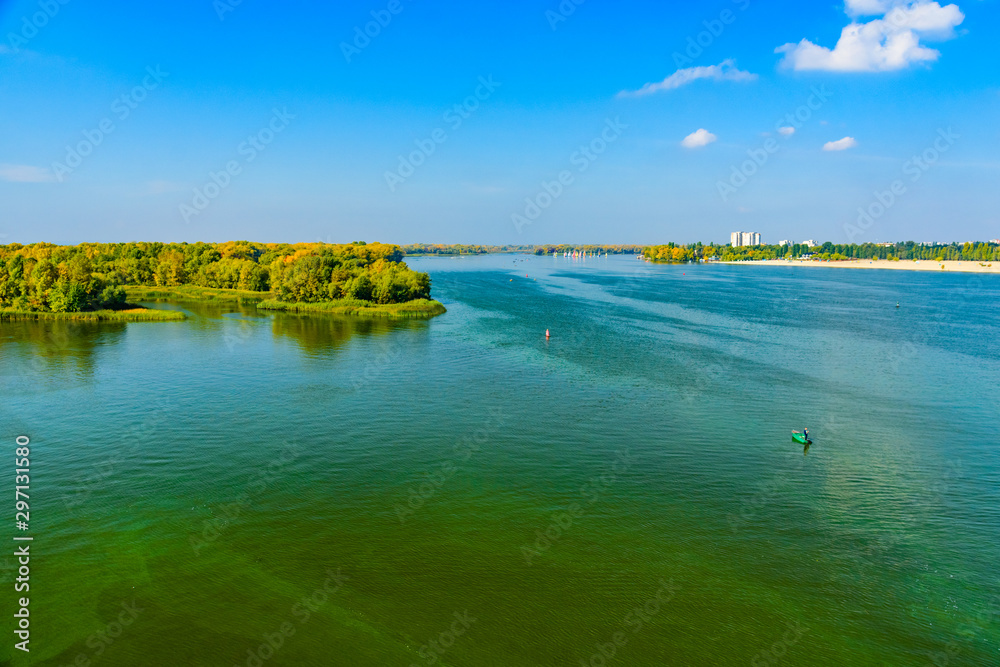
[792,431,811,445]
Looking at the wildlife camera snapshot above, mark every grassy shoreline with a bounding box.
[125,285,445,318]
[257,298,447,318]
[0,307,186,322]
[125,285,271,302]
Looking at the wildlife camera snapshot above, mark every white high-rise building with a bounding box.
[778,240,791,247]
[731,231,761,247]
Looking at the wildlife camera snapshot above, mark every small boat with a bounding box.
[792,431,811,445]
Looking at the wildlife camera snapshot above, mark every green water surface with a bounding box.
[1,255,998,666]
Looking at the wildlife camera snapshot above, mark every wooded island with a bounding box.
[0,241,443,320]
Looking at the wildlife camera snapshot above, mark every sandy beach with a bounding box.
[724,259,1000,274]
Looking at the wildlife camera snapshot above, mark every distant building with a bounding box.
[990,239,1000,244]
[731,231,761,247]
[778,240,791,247]
[802,240,816,247]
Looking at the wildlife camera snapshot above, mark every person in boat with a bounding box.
[803,427,809,441]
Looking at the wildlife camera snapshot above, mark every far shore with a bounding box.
[722,259,1000,274]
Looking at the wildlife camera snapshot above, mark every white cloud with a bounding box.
[0,164,56,183]
[619,59,756,98]
[823,137,858,151]
[681,129,717,149]
[777,1,964,72]
[778,126,796,136]
[885,2,964,38]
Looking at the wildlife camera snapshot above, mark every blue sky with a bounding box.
[1,0,997,245]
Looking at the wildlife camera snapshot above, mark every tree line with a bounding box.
[644,241,1000,263]
[402,244,498,255]
[402,244,644,256]
[532,244,645,255]
[0,241,432,313]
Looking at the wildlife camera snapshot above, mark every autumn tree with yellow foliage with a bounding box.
[0,241,433,313]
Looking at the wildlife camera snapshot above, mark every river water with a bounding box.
[1,254,998,665]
